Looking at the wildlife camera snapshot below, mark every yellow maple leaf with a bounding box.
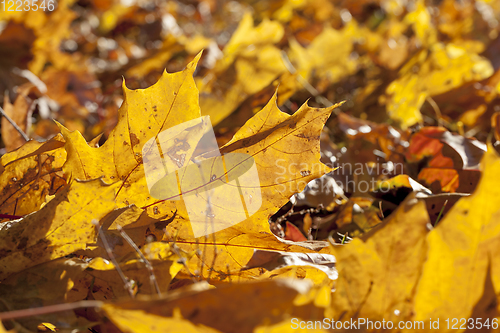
[101,306,222,333]
[0,0,78,75]
[0,257,87,311]
[56,52,341,283]
[287,23,359,89]
[0,178,117,280]
[384,43,493,129]
[0,134,66,220]
[59,53,203,210]
[101,279,326,333]
[87,242,184,297]
[413,145,500,324]
[328,192,430,323]
[162,93,341,281]
[198,13,287,126]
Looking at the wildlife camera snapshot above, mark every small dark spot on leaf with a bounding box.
[17,237,28,249]
[130,133,140,147]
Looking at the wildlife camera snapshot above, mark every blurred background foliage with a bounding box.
[2,0,500,241]
[1,0,500,150]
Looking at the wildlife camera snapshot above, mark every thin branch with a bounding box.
[0,105,30,142]
[191,158,218,283]
[0,300,103,321]
[280,50,336,110]
[116,224,161,296]
[425,96,447,127]
[0,213,23,220]
[164,229,198,283]
[433,199,449,227]
[226,264,232,283]
[93,220,135,298]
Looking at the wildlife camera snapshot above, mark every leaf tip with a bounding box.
[121,78,131,93]
[324,100,345,116]
[271,88,279,103]
[187,51,204,71]
[54,120,68,134]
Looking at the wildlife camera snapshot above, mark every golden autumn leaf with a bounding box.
[0,258,89,331]
[383,43,493,129]
[1,83,34,152]
[101,279,327,333]
[243,249,337,281]
[413,145,500,325]
[198,13,287,126]
[321,146,500,330]
[0,257,88,307]
[374,174,431,193]
[56,52,341,282]
[0,0,78,75]
[126,34,210,79]
[0,178,117,280]
[0,134,66,220]
[329,193,431,323]
[287,23,359,89]
[404,0,437,47]
[160,93,342,281]
[101,306,221,333]
[60,53,203,210]
[86,242,184,297]
[4,1,500,330]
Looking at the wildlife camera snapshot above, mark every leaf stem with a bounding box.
[280,51,336,110]
[116,224,161,296]
[93,220,135,298]
[0,300,103,321]
[434,199,448,226]
[0,105,30,142]
[0,213,23,220]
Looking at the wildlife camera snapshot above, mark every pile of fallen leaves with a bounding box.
[2,0,500,332]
